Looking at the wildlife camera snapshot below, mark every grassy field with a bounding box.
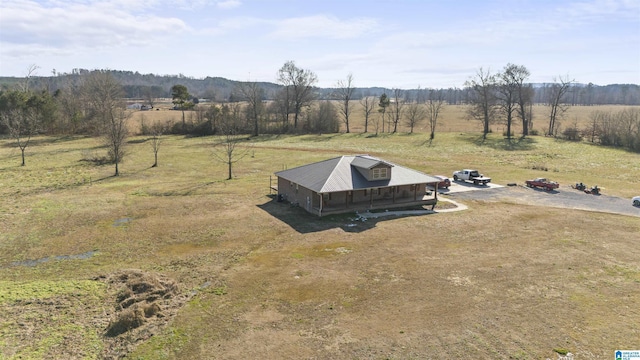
[129,103,634,136]
[1,108,639,359]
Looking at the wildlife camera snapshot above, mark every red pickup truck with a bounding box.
[525,178,559,191]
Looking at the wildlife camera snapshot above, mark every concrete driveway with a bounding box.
[429,181,504,194]
[446,184,640,218]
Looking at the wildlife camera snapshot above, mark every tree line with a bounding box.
[1,62,640,177]
[1,67,638,106]
[465,64,640,151]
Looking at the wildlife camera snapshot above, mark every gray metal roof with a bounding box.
[350,156,393,169]
[275,155,440,193]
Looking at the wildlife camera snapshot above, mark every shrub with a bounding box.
[562,126,582,141]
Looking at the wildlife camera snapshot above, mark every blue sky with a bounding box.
[1,0,639,88]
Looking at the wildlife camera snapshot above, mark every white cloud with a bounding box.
[268,15,378,40]
[0,0,189,56]
[559,0,640,22]
[217,16,267,30]
[217,0,241,9]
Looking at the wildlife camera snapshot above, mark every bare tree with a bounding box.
[274,87,293,133]
[0,63,58,166]
[18,64,39,92]
[585,111,604,143]
[404,102,426,134]
[276,61,317,130]
[334,73,355,133]
[496,65,521,140]
[56,78,86,133]
[0,90,39,166]
[141,85,163,109]
[306,100,339,133]
[465,67,497,139]
[82,71,129,176]
[390,88,404,133]
[236,82,264,136]
[426,89,446,141]
[359,96,376,133]
[547,75,573,136]
[149,123,165,168]
[205,104,222,135]
[212,125,252,180]
[500,63,533,137]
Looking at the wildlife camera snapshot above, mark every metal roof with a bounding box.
[350,156,393,169]
[275,155,440,193]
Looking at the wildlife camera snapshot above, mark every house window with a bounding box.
[377,188,381,195]
[372,167,388,179]
[410,184,416,191]
[364,189,368,196]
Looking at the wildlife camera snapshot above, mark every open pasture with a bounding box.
[127,103,635,136]
[0,125,639,359]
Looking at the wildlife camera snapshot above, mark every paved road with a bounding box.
[444,183,640,218]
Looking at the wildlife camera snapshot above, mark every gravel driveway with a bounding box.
[445,184,640,218]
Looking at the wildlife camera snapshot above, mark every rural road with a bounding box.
[444,183,640,218]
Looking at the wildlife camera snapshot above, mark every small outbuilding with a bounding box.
[274,155,441,216]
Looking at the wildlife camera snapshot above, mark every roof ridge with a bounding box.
[321,155,353,192]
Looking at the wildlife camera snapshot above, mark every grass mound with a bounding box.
[101,270,190,359]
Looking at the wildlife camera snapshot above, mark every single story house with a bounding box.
[274,155,441,216]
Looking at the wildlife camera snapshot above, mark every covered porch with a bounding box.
[312,185,439,217]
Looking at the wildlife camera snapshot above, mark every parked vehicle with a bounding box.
[452,169,491,185]
[571,182,586,191]
[632,196,640,206]
[525,178,559,191]
[584,185,600,195]
[433,175,451,189]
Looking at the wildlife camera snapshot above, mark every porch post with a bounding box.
[319,193,323,216]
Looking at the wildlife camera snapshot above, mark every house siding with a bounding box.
[277,178,316,212]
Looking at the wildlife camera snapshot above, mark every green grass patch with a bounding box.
[0,280,106,303]
[122,327,188,360]
[553,348,570,355]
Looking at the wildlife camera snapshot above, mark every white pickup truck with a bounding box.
[452,169,491,185]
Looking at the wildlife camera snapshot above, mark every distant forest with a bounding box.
[1,69,638,105]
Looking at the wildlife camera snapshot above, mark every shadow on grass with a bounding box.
[258,195,438,234]
[463,134,537,151]
[138,181,217,196]
[1,135,92,148]
[297,134,343,142]
[257,196,380,234]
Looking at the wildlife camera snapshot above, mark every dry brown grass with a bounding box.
[127,102,638,137]
[1,112,639,359]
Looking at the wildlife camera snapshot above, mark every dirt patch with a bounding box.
[0,270,190,359]
[100,270,191,359]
